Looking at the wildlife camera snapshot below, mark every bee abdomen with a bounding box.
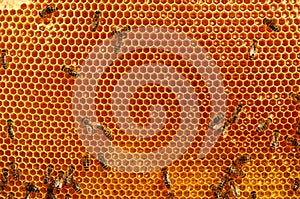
[263,18,279,32]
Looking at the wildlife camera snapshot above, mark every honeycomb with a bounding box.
[0,0,300,198]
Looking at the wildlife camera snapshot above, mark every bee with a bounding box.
[7,119,15,139]
[1,49,8,69]
[98,153,108,170]
[284,135,300,147]
[65,194,71,199]
[44,164,54,184]
[256,118,272,133]
[23,182,40,199]
[162,167,171,189]
[270,130,280,150]
[217,175,230,191]
[289,92,300,104]
[249,39,258,60]
[82,153,90,171]
[166,191,175,199]
[232,104,243,123]
[92,11,101,32]
[6,192,14,199]
[64,165,75,185]
[293,178,299,191]
[229,178,241,197]
[250,191,257,199]
[233,155,251,167]
[209,184,222,199]
[39,5,58,18]
[9,162,20,180]
[263,18,279,32]
[226,167,246,178]
[209,113,225,130]
[54,171,64,191]
[45,181,56,199]
[61,65,80,78]
[0,168,9,190]
[297,119,300,135]
[71,178,82,193]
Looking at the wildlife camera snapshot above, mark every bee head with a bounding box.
[59,171,64,175]
[284,135,289,140]
[253,39,258,43]
[161,167,168,172]
[7,119,13,123]
[9,162,16,166]
[61,65,66,71]
[38,11,43,18]
[49,164,54,169]
[289,92,294,97]
[263,18,268,24]
[2,49,7,53]
[70,165,75,170]
[95,11,100,14]
[267,118,272,123]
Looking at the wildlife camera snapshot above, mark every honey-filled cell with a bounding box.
[0,0,299,198]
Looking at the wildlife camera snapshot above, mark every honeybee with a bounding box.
[263,18,279,32]
[229,178,241,197]
[92,11,101,32]
[166,191,175,199]
[162,167,171,189]
[209,113,225,130]
[39,5,58,18]
[217,175,230,191]
[293,178,299,191]
[256,118,272,133]
[249,40,258,60]
[9,162,20,180]
[54,171,64,191]
[64,165,75,185]
[232,104,243,123]
[226,167,246,178]
[289,92,300,104]
[6,192,14,199]
[221,190,230,199]
[297,120,300,135]
[65,194,71,199]
[232,155,251,167]
[7,119,15,139]
[71,178,82,193]
[44,164,54,184]
[250,191,257,199]
[1,50,8,69]
[61,65,80,78]
[98,153,108,170]
[82,153,90,171]
[284,135,300,147]
[23,182,40,199]
[209,184,222,199]
[270,130,280,150]
[0,168,9,190]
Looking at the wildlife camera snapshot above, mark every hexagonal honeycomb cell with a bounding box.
[0,0,299,198]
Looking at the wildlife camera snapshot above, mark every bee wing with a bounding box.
[86,125,94,135]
